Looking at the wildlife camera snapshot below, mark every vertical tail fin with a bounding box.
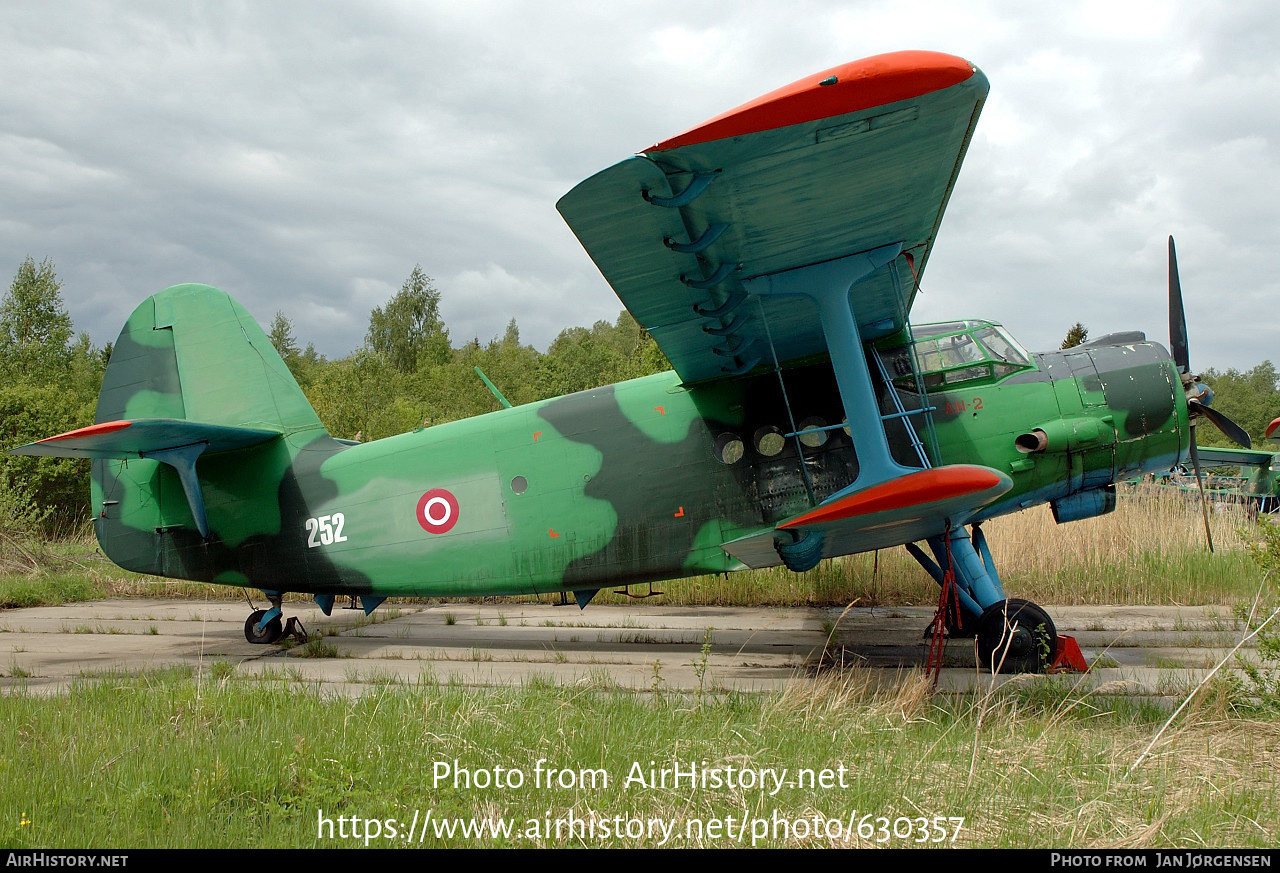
[96,283,326,435]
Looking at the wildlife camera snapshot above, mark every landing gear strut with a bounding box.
[775,529,826,572]
[909,525,1059,674]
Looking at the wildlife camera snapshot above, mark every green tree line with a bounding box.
[0,258,107,535]
[278,265,670,441]
[1195,362,1280,450]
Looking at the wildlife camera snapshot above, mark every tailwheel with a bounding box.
[244,609,283,644]
[976,598,1057,674]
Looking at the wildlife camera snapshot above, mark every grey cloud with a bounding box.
[0,1,1276,371]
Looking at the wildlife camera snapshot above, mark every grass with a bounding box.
[209,660,236,682]
[1,488,1275,849]
[287,634,345,659]
[0,668,1275,848]
[4,659,32,679]
[0,571,101,609]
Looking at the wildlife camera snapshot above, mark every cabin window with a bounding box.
[943,365,989,384]
[713,433,744,465]
[797,416,829,448]
[754,426,785,457]
[974,326,1030,365]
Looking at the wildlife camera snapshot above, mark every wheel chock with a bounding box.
[1047,634,1089,673]
[282,616,309,644]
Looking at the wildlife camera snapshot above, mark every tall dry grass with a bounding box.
[601,485,1259,607]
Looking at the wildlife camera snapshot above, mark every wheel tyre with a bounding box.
[946,606,981,639]
[976,598,1056,674]
[245,609,283,644]
[775,530,825,573]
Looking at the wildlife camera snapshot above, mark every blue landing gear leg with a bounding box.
[907,525,1057,673]
[907,525,1001,636]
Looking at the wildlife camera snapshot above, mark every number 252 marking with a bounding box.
[305,513,348,548]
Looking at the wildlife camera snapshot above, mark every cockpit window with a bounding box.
[915,333,984,370]
[910,321,970,339]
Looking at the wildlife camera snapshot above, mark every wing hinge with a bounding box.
[643,170,720,208]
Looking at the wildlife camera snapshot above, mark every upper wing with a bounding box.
[557,51,988,384]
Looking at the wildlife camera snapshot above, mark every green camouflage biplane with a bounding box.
[13,51,1248,673]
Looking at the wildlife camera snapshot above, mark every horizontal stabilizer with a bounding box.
[13,419,282,540]
[722,465,1012,569]
[11,418,281,460]
[1186,446,1277,469]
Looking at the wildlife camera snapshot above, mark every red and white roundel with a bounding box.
[416,488,459,534]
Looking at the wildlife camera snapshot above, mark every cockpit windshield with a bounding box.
[973,325,1030,366]
[884,321,1035,391]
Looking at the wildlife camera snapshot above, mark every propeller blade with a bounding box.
[1189,399,1253,449]
[1168,236,1190,374]
[1188,427,1214,553]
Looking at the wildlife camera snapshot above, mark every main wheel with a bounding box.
[976,598,1056,674]
[244,609,283,644]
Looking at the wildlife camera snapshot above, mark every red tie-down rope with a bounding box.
[902,250,922,293]
[925,527,963,688]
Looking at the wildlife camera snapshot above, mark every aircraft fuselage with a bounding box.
[91,331,1186,600]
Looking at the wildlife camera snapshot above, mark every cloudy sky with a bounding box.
[2,0,1277,372]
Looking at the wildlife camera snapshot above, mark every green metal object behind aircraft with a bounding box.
[13,51,1246,672]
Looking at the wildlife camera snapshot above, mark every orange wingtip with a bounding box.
[38,420,133,443]
[1267,417,1280,439]
[647,51,977,152]
[779,465,1006,529]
